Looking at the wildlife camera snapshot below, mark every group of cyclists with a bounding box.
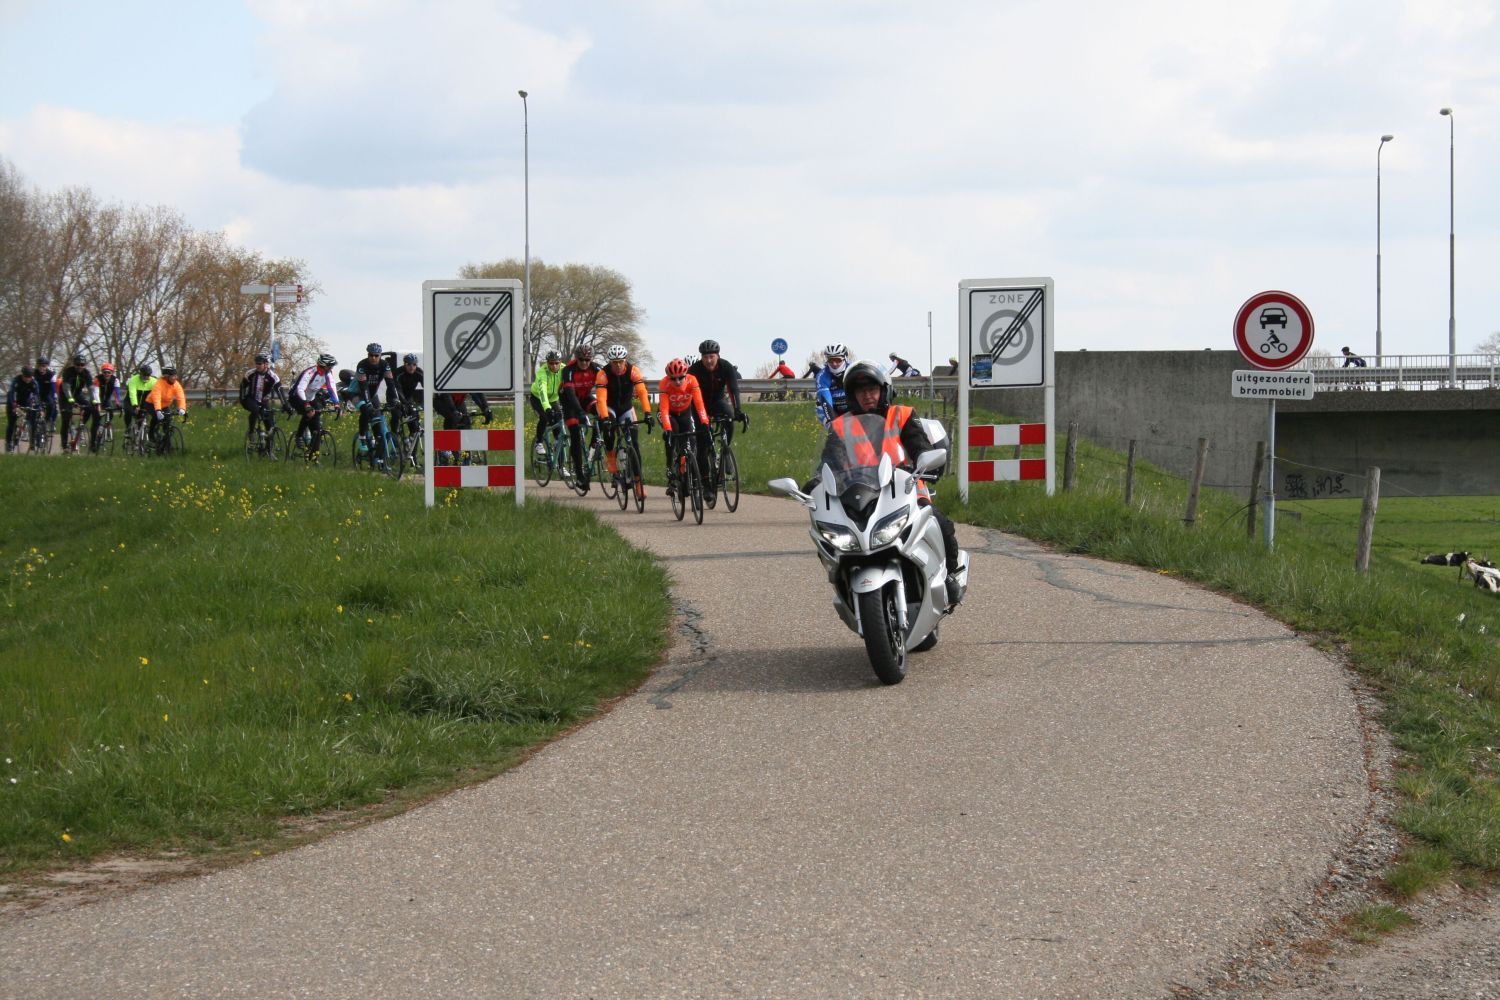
[6,354,187,455]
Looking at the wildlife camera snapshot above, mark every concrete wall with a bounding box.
[976,351,1500,497]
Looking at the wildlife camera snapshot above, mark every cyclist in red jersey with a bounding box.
[559,344,601,491]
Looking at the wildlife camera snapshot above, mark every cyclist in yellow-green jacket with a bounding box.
[529,349,563,457]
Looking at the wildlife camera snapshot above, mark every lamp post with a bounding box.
[519,90,531,368]
[1377,134,1393,366]
[1440,107,1454,386]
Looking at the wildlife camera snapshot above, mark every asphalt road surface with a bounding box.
[1,485,1370,999]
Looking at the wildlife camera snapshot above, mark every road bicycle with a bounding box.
[147,411,187,457]
[31,408,54,455]
[665,425,705,525]
[609,417,648,513]
[703,416,742,513]
[531,412,567,488]
[351,400,405,480]
[281,405,341,467]
[63,405,94,455]
[243,405,285,461]
[589,414,616,501]
[393,400,422,470]
[561,414,606,497]
[94,408,117,455]
[122,411,152,457]
[7,404,43,454]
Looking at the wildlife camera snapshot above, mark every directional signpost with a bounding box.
[1234,290,1315,549]
[239,283,303,362]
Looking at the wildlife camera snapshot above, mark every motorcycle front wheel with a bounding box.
[858,585,907,685]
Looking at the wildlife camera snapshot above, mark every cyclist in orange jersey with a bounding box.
[657,357,710,497]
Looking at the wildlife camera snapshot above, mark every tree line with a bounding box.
[0,158,322,384]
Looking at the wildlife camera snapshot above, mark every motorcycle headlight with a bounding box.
[871,509,910,547]
[815,521,859,551]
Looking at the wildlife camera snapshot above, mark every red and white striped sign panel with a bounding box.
[432,464,517,488]
[967,423,1047,482]
[432,429,516,452]
[431,428,515,490]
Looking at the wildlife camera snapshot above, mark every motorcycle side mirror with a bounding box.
[769,478,812,506]
[914,449,945,474]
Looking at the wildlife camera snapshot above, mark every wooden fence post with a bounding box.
[1248,441,1265,538]
[1184,437,1209,526]
[1355,466,1381,573]
[1124,439,1137,506]
[1063,421,1078,491]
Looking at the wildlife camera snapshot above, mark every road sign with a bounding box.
[771,337,788,356]
[1231,369,1314,400]
[427,284,519,393]
[240,283,271,295]
[961,279,1049,387]
[1234,290,1313,370]
[272,283,303,304]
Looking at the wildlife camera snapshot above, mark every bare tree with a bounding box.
[459,258,649,372]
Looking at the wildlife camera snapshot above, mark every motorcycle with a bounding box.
[769,413,969,685]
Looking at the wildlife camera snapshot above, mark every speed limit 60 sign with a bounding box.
[1234,291,1313,370]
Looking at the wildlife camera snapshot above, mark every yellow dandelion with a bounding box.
[139,656,150,666]
[343,692,353,701]
[162,714,169,722]
[336,605,344,614]
[365,618,373,624]
[61,833,72,843]
[542,635,551,641]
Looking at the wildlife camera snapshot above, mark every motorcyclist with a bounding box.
[824,361,963,606]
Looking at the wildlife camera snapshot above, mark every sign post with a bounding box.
[422,279,525,508]
[240,283,301,361]
[1233,290,1314,549]
[958,278,1054,501]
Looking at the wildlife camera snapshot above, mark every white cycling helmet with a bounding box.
[682,353,698,368]
[605,344,628,362]
[825,343,848,358]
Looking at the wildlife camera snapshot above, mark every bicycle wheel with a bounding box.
[704,449,718,509]
[281,430,302,463]
[244,429,259,460]
[95,421,113,455]
[265,426,285,460]
[721,444,740,512]
[630,446,646,513]
[317,429,340,467]
[380,430,404,481]
[533,435,553,487]
[352,434,367,471]
[596,444,615,500]
[167,425,185,456]
[614,445,630,510]
[688,453,705,524]
[669,451,686,521]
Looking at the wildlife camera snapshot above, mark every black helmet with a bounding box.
[544,350,562,363]
[73,352,87,365]
[36,356,50,367]
[20,366,34,377]
[338,369,355,382]
[366,342,382,355]
[254,353,270,364]
[698,339,720,355]
[842,361,891,414]
[161,365,178,377]
[403,352,418,364]
[138,363,153,376]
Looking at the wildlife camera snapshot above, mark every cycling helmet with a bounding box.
[889,352,899,360]
[338,369,355,382]
[403,352,418,364]
[36,356,50,366]
[842,361,891,414]
[665,358,688,378]
[73,352,87,365]
[605,344,628,362]
[254,353,270,364]
[161,365,178,377]
[682,353,698,368]
[20,366,34,377]
[572,344,593,362]
[100,363,115,373]
[698,339,720,355]
[544,350,562,363]
[825,343,848,359]
[138,363,152,376]
[365,342,382,355]
[317,353,337,369]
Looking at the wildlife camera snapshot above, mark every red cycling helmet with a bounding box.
[665,358,688,378]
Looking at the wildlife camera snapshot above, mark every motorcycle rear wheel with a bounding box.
[858,585,907,685]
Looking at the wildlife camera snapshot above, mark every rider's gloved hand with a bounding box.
[643,412,655,431]
[177,408,186,417]
[154,410,165,421]
[735,409,749,431]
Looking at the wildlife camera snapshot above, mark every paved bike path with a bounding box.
[2,487,1369,998]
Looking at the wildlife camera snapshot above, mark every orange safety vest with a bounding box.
[832,405,912,465]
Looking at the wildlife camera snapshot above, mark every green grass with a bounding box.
[1,405,671,869]
[1347,903,1417,942]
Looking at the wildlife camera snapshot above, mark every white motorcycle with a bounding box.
[770,413,969,685]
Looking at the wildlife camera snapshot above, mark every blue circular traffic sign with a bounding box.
[771,338,788,356]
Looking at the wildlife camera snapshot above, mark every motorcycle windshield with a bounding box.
[821,413,907,519]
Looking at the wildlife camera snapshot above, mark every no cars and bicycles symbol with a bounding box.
[1233,290,1314,371]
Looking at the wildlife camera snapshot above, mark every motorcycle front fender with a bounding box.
[847,563,902,595]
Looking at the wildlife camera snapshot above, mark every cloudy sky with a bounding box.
[2,0,1497,374]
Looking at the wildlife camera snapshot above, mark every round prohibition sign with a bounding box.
[978,309,1036,367]
[443,312,505,371]
[1233,290,1314,371]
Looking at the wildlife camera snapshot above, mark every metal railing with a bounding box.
[1305,353,1500,391]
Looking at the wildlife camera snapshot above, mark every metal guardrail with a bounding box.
[1306,354,1500,391]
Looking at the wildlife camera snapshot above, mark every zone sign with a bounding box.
[1233,290,1314,371]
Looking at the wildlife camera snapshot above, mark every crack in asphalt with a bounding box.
[971,635,1301,648]
[974,528,1258,619]
[649,599,716,710]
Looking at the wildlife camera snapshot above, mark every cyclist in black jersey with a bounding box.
[6,366,41,452]
[59,353,96,453]
[687,339,748,444]
[394,353,423,438]
[238,354,283,436]
[353,343,397,440]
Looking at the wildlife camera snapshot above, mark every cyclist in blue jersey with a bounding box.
[815,344,851,428]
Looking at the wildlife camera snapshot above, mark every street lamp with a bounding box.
[519,90,531,368]
[1376,134,1393,366]
[1440,107,1454,386]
